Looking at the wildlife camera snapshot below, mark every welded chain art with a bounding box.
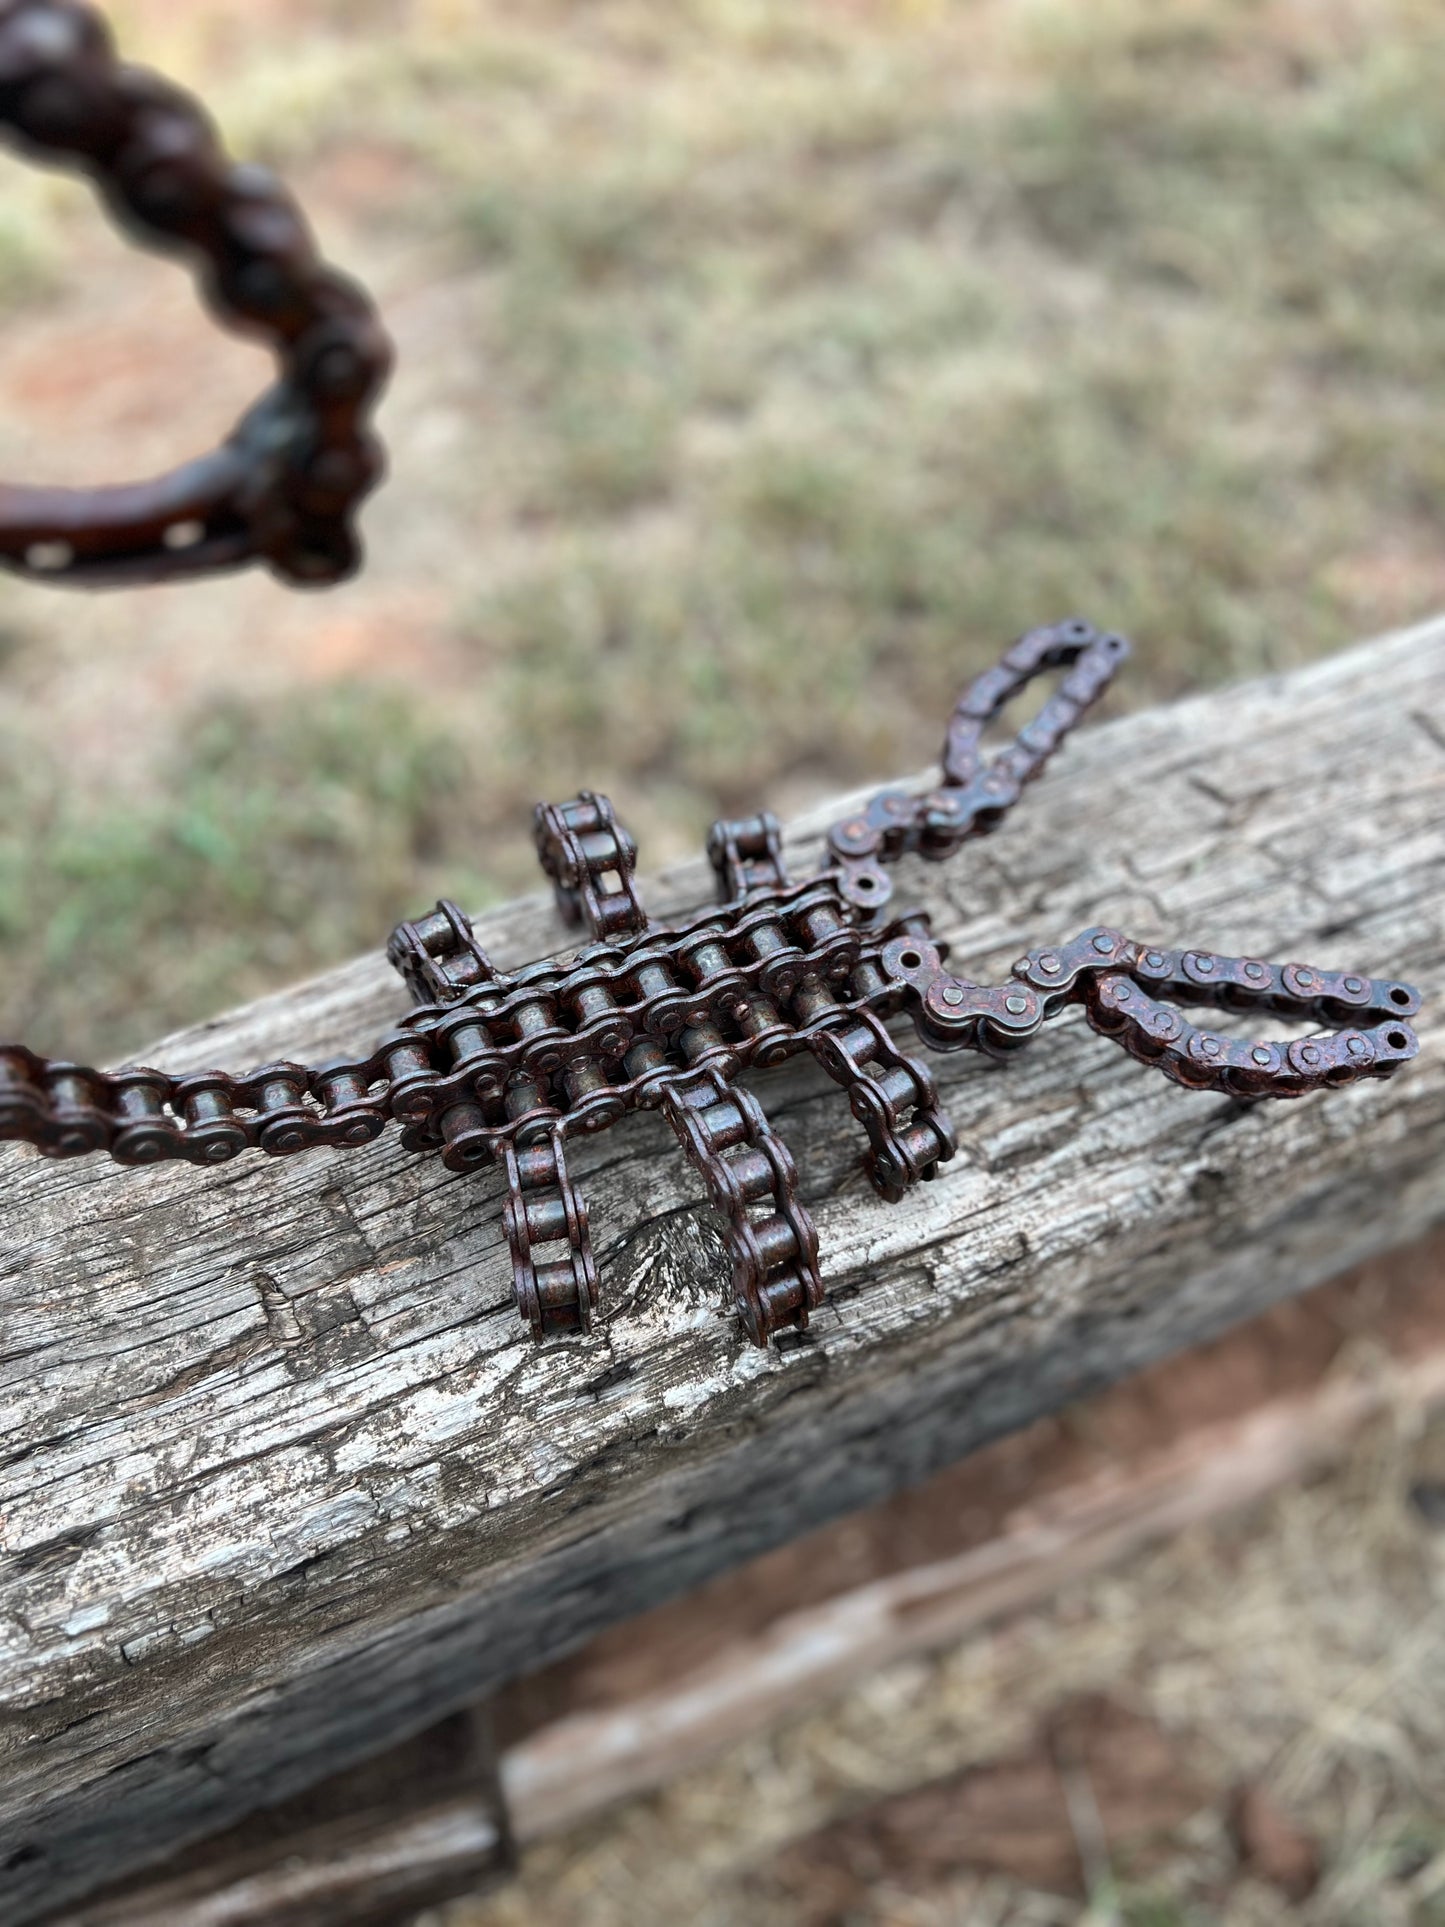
[0,4,1423,1346]
[0,618,1423,1345]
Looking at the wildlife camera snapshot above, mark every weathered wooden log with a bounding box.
[82,1229,1445,1923]
[1,622,1442,1923]
[499,1229,1445,1846]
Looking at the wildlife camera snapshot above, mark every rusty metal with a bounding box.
[0,0,390,586]
[0,11,1422,1347]
[0,622,1423,1345]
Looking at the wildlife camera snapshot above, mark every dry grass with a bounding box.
[3,0,1445,1058]
[448,1408,1445,1927]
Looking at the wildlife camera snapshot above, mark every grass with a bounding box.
[449,1,1445,726]
[0,686,492,1060]
[4,0,1445,1058]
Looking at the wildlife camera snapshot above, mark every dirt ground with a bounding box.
[3,3,1443,1920]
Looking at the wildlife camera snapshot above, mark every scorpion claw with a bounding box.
[1068,938,1422,1098]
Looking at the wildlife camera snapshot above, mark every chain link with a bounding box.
[0,0,390,586]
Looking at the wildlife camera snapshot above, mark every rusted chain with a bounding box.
[0,622,1422,1344]
[0,16,1422,1348]
[0,0,390,586]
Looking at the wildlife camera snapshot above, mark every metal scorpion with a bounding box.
[0,1,1421,1345]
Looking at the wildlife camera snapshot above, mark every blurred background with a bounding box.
[2,3,1443,1922]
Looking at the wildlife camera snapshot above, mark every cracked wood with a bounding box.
[0,621,1442,1924]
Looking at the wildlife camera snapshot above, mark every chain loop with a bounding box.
[0,0,390,586]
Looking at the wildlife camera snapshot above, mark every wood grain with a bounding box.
[1,621,1442,1922]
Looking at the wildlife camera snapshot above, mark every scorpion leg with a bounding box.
[807,1011,955,1203]
[706,810,790,902]
[533,792,649,941]
[387,898,498,1004]
[660,1069,822,1346]
[501,1128,599,1340]
[388,901,600,1339]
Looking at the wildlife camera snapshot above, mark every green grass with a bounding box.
[0,686,493,1063]
[435,0,1445,801]
[6,0,1445,1059]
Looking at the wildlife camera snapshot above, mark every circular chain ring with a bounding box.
[0,0,391,588]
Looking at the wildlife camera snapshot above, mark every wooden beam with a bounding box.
[77,1229,1445,1924]
[499,1229,1445,1842]
[1,622,1442,1922]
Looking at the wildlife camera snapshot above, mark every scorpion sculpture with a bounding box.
[0,1,1422,1346]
